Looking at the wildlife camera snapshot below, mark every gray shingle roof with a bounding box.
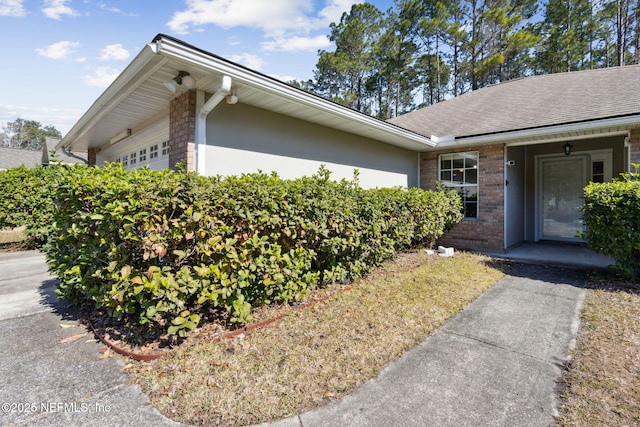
[389,65,640,139]
[0,138,86,170]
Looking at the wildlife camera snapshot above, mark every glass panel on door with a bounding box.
[539,156,587,241]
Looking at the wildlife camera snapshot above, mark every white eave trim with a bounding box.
[435,114,640,149]
[57,44,163,151]
[154,36,435,150]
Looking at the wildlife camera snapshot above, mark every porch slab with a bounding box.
[485,242,615,270]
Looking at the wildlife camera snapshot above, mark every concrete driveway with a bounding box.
[0,250,184,427]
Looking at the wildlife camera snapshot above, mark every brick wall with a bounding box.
[87,148,97,166]
[629,128,640,166]
[421,143,505,252]
[169,90,196,172]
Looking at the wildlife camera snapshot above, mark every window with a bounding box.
[439,152,478,218]
[591,160,604,183]
[161,140,169,156]
[139,148,147,163]
[149,144,158,159]
[130,152,137,166]
[122,154,128,167]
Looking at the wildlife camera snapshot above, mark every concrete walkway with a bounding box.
[0,251,588,427]
[259,263,587,427]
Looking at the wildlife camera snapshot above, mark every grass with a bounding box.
[129,251,506,426]
[0,226,32,252]
[0,226,26,244]
[557,273,640,427]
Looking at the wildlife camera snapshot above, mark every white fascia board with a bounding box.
[435,115,640,149]
[154,37,435,150]
[58,44,165,150]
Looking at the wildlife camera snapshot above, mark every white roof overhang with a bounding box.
[59,35,435,153]
[434,114,640,150]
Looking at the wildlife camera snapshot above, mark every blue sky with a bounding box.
[0,0,394,136]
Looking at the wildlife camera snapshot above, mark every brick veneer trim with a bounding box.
[169,90,196,172]
[421,143,505,252]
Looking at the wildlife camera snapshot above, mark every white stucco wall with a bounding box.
[201,103,419,189]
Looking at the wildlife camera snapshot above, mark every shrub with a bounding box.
[0,165,63,246]
[44,164,463,336]
[580,165,640,279]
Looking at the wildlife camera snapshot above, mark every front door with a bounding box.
[537,155,587,241]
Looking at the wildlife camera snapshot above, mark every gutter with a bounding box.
[154,35,435,150]
[200,76,232,117]
[435,114,640,149]
[61,147,89,164]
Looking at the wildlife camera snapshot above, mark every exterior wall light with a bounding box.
[164,71,196,93]
[563,142,572,156]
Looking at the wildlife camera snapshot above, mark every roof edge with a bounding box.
[436,114,640,148]
[153,34,435,149]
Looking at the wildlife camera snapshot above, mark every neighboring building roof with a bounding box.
[59,34,434,153]
[0,146,44,170]
[0,138,86,170]
[389,65,640,143]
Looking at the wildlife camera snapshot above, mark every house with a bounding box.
[58,34,640,253]
[58,34,433,189]
[0,137,86,171]
[389,67,640,252]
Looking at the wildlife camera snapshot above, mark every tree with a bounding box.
[313,3,384,113]
[397,0,453,103]
[535,0,595,73]
[1,118,62,150]
[597,0,638,66]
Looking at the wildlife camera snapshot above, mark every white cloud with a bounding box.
[316,0,361,27]
[36,41,80,60]
[262,34,330,52]
[42,0,79,20]
[167,0,357,35]
[98,44,130,61]
[0,0,26,16]
[0,104,82,136]
[227,53,265,71]
[82,66,119,88]
[96,1,120,13]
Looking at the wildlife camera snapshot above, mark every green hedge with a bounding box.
[0,165,62,245]
[581,169,640,279]
[41,164,462,335]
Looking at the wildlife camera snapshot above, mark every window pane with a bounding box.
[466,168,477,184]
[465,155,478,169]
[465,187,478,201]
[465,202,478,218]
[453,157,464,169]
[592,161,603,175]
[441,157,451,170]
[440,171,451,182]
[452,170,463,183]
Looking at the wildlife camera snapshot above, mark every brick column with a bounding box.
[169,90,197,172]
[420,143,505,252]
[87,148,97,166]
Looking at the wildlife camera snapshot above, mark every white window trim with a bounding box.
[438,151,479,219]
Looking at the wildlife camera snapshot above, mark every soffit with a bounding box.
[60,37,433,153]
